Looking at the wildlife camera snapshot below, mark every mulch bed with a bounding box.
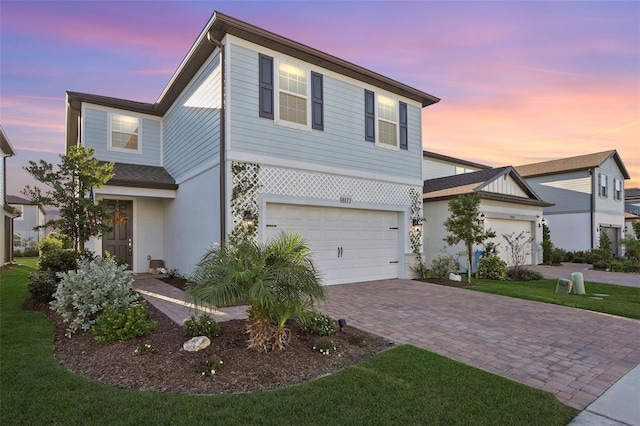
[23,298,392,395]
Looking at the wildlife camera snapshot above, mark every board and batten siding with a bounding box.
[483,175,528,197]
[525,171,591,214]
[228,42,422,181]
[163,53,222,180]
[83,106,162,166]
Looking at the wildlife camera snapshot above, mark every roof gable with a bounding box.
[423,166,552,206]
[422,150,490,170]
[515,150,630,180]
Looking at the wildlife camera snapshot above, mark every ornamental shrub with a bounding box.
[50,256,139,337]
[508,268,544,281]
[183,314,220,339]
[298,310,335,336]
[609,260,624,272]
[27,270,59,302]
[430,254,458,278]
[477,256,508,280]
[39,248,77,273]
[622,260,640,273]
[92,301,157,342]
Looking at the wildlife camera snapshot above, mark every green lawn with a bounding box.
[470,278,640,319]
[1,259,577,425]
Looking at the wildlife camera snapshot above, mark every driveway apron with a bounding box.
[318,279,640,410]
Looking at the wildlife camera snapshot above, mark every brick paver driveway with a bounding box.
[319,279,640,410]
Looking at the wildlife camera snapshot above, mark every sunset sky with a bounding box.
[1,1,638,195]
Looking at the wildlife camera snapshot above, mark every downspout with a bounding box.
[590,168,595,248]
[207,33,226,244]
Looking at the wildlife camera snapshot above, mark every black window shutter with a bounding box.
[399,101,408,150]
[311,72,323,130]
[365,90,375,142]
[259,54,274,119]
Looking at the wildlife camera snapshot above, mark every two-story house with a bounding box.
[1,126,20,265]
[422,159,551,270]
[65,11,440,284]
[422,150,489,180]
[516,150,630,256]
[7,195,46,253]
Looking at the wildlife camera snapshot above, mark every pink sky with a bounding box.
[1,1,638,194]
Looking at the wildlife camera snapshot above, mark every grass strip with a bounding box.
[1,260,577,425]
[470,278,640,319]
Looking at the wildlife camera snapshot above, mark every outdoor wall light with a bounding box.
[478,212,486,223]
[242,210,256,230]
[338,318,347,332]
[411,218,423,233]
[539,218,546,228]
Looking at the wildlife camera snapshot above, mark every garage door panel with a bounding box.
[486,218,533,266]
[265,204,399,285]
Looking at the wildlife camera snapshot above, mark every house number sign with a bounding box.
[339,196,352,204]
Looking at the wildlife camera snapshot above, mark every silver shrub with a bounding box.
[50,256,139,337]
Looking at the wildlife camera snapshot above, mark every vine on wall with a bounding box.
[409,187,423,254]
[229,162,261,244]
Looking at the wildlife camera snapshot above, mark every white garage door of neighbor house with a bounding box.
[486,218,533,266]
[265,203,399,285]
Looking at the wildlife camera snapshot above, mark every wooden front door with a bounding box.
[103,200,133,269]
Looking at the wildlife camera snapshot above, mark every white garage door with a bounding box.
[265,203,399,285]
[486,218,533,266]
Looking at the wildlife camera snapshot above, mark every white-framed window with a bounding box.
[13,233,21,248]
[599,173,608,198]
[277,61,308,127]
[111,113,140,152]
[259,54,323,131]
[364,90,408,150]
[377,95,397,148]
[614,179,622,201]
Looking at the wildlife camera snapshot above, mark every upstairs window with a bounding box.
[378,95,397,147]
[614,179,622,201]
[599,173,608,198]
[364,90,408,150]
[259,54,323,131]
[278,62,308,126]
[111,114,139,151]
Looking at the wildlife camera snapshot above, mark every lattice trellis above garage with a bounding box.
[258,165,420,207]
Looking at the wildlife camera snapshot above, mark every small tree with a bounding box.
[632,220,640,239]
[541,223,553,265]
[443,193,496,283]
[22,146,114,253]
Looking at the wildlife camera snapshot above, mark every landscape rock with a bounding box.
[183,336,211,352]
[448,273,462,282]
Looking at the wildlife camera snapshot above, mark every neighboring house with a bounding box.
[7,195,46,252]
[515,150,631,256]
[422,150,489,180]
[65,11,440,284]
[423,167,551,271]
[625,187,640,216]
[1,126,20,264]
[624,212,639,238]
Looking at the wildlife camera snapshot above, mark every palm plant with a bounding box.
[186,232,325,352]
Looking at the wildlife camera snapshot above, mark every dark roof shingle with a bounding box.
[104,163,178,190]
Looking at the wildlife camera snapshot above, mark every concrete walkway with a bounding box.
[132,274,640,423]
[527,263,640,288]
